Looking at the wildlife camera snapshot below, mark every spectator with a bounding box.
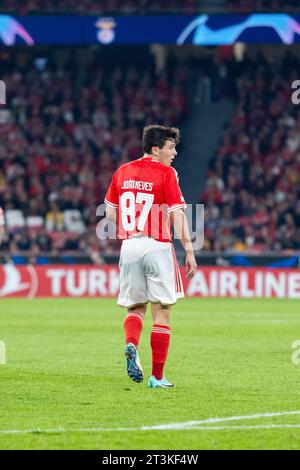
[200,52,300,253]
[0,49,189,259]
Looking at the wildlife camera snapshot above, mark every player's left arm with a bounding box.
[165,168,197,278]
[0,225,4,246]
[106,205,117,224]
[0,207,5,246]
[170,208,197,279]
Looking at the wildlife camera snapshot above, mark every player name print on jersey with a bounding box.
[121,179,154,191]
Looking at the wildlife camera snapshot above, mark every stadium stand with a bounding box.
[225,0,300,12]
[1,0,300,14]
[1,46,300,259]
[0,48,189,259]
[0,0,199,15]
[201,52,300,253]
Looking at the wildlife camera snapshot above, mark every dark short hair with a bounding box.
[142,125,180,154]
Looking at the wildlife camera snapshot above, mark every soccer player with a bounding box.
[0,206,5,246]
[104,125,197,388]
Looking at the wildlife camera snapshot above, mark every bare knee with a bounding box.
[151,303,171,325]
[127,304,147,320]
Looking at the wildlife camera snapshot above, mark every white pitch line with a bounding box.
[139,410,300,430]
[189,424,300,431]
[239,320,289,325]
[2,424,300,434]
[0,410,300,434]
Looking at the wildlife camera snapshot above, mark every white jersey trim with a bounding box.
[167,203,187,213]
[105,198,118,208]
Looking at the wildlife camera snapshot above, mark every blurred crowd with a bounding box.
[1,0,299,15]
[0,0,198,15]
[202,52,300,253]
[0,50,189,260]
[225,0,300,12]
[1,47,300,258]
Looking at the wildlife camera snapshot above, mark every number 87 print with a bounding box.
[120,191,154,231]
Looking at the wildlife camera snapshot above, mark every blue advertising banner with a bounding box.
[1,14,300,46]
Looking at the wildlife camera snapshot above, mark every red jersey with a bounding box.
[104,155,186,242]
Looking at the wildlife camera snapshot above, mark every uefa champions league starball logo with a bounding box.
[177,14,300,45]
[0,15,34,45]
[95,18,116,44]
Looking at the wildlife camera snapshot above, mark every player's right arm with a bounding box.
[0,226,4,246]
[104,171,118,228]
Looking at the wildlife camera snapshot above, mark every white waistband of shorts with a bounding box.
[125,235,171,245]
[128,233,150,239]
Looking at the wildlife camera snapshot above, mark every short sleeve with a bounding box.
[164,168,186,213]
[104,172,118,208]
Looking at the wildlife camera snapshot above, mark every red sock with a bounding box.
[124,312,143,348]
[150,324,171,380]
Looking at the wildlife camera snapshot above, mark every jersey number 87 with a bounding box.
[120,191,154,231]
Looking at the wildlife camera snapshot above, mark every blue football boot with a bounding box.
[124,343,143,383]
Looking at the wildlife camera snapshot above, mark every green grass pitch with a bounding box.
[0,297,300,450]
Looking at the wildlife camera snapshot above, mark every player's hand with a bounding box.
[185,253,197,279]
